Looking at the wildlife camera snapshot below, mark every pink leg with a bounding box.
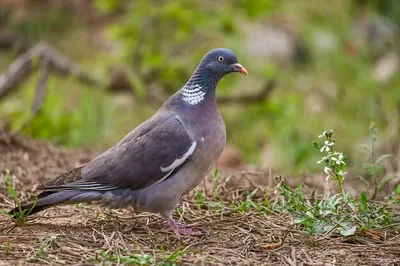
[172,220,186,228]
[168,217,204,236]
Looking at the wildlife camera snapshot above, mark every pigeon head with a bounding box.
[199,48,248,77]
[179,48,247,106]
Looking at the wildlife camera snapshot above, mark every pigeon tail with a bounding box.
[8,190,103,218]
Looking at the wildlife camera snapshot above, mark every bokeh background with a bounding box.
[0,0,399,178]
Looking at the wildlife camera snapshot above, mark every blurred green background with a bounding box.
[0,0,399,176]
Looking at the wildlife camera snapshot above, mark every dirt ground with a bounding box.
[1,124,400,266]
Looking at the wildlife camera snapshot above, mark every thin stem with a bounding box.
[371,135,375,165]
[328,145,347,201]
[336,175,364,226]
[371,131,377,200]
[344,200,364,225]
[336,177,346,202]
[371,185,378,201]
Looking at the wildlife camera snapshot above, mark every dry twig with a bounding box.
[0,42,102,100]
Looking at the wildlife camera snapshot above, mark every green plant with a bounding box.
[94,209,118,222]
[388,184,400,218]
[94,0,272,96]
[194,188,205,209]
[35,235,57,257]
[2,239,10,253]
[176,205,184,216]
[162,250,185,266]
[90,249,183,266]
[232,189,269,213]
[75,203,84,211]
[274,175,357,236]
[193,189,224,211]
[313,130,348,200]
[359,122,394,200]
[275,129,395,237]
[0,170,37,226]
[357,191,391,229]
[209,169,225,210]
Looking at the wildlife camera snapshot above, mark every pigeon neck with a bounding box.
[180,67,219,106]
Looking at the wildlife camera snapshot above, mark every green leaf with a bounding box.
[294,217,307,224]
[395,184,400,196]
[195,189,204,205]
[322,224,334,233]
[94,0,122,13]
[363,163,383,176]
[358,143,372,153]
[312,141,319,149]
[236,0,272,18]
[305,211,314,218]
[360,191,368,210]
[213,168,219,178]
[297,184,303,200]
[369,122,377,142]
[340,224,356,236]
[339,161,347,172]
[378,175,395,191]
[0,209,9,216]
[376,154,393,165]
[247,189,258,199]
[165,250,183,263]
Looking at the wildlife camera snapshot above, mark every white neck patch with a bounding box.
[181,84,206,105]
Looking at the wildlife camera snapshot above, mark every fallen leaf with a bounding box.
[361,229,382,241]
[260,241,282,250]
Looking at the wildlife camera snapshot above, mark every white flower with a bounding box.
[274,183,281,194]
[320,141,334,152]
[318,131,327,138]
[318,130,333,138]
[324,167,331,174]
[317,155,330,164]
[324,166,332,180]
[331,153,346,165]
[337,170,347,176]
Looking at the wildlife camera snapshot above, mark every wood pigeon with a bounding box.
[9,48,248,236]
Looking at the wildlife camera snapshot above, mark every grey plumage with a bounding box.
[10,48,248,236]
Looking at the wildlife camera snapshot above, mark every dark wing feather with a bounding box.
[38,114,195,191]
[39,167,84,190]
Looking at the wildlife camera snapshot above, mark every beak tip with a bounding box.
[233,63,248,75]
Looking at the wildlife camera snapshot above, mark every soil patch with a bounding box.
[0,125,399,265]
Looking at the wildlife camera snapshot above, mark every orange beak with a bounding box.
[232,63,248,75]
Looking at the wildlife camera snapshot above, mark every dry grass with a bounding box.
[1,124,400,265]
[2,203,400,265]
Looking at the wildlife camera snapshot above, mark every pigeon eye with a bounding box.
[218,56,224,62]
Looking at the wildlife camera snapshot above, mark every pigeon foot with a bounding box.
[174,227,204,236]
[168,218,204,236]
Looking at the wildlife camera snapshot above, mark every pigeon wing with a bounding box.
[38,114,196,191]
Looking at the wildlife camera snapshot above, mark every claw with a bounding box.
[174,221,186,228]
[168,218,204,236]
[174,227,204,236]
